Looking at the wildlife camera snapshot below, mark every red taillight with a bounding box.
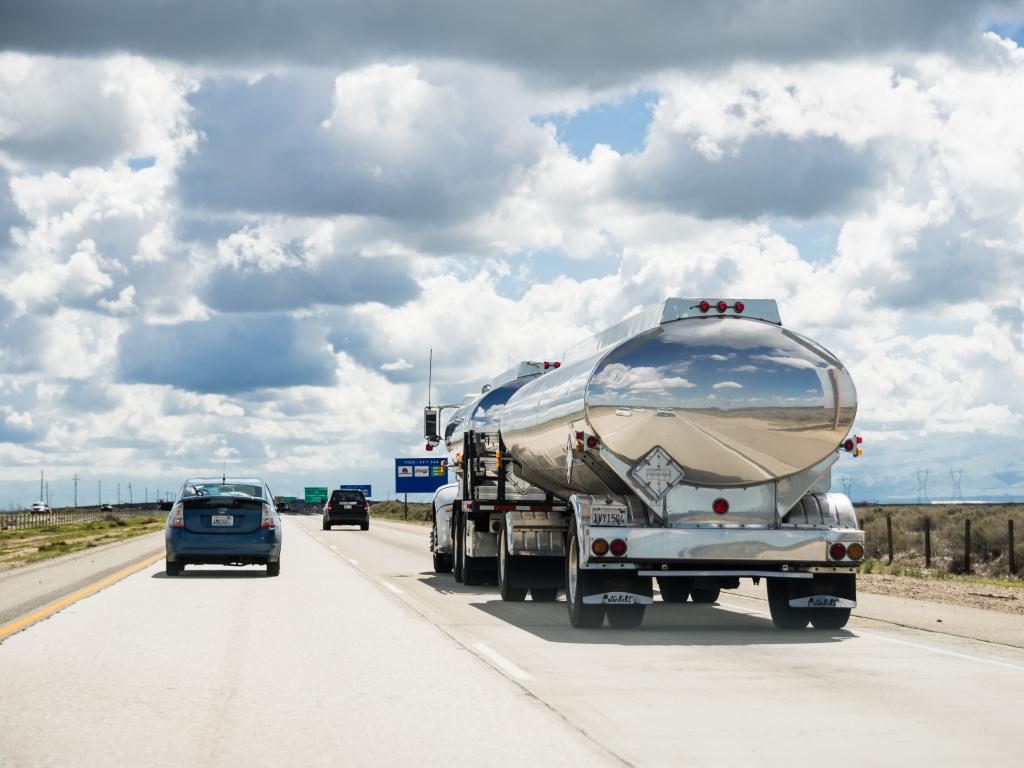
[425,443,434,451]
[829,542,847,560]
[170,503,184,528]
[712,498,729,515]
[261,503,275,529]
[699,300,711,313]
[544,362,550,369]
[586,436,598,449]
[716,301,728,313]
[363,502,369,511]
[610,538,627,556]
[553,362,561,368]
[843,439,855,452]
[734,302,744,313]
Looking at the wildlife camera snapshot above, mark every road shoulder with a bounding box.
[0,531,164,630]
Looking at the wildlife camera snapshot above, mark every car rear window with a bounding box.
[330,491,364,502]
[186,483,263,499]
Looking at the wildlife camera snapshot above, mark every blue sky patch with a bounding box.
[534,90,657,159]
[128,156,156,171]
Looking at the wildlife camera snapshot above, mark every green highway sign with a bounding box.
[304,487,329,503]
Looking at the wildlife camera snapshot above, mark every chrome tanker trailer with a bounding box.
[425,297,864,629]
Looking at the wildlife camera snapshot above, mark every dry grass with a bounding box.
[856,503,1024,581]
[0,516,164,571]
[370,501,432,526]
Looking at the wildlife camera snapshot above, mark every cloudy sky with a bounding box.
[1,1,1023,507]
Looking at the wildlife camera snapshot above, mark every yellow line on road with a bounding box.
[0,550,165,642]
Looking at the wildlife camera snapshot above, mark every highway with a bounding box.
[2,515,1023,767]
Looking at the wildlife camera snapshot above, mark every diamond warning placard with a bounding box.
[629,446,684,501]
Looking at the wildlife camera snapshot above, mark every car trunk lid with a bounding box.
[183,496,264,534]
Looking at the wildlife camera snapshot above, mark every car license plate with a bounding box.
[591,509,627,526]
[211,514,234,526]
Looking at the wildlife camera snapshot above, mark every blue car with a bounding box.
[164,477,282,577]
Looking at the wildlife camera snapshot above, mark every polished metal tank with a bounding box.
[499,299,856,501]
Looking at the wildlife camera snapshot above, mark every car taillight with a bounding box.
[170,502,184,528]
[261,503,275,529]
[363,501,369,511]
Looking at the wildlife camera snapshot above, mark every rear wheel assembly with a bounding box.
[566,522,606,628]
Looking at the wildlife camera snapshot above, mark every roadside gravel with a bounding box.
[858,573,1024,616]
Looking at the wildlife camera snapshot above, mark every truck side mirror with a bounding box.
[424,407,440,443]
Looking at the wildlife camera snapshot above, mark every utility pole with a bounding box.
[145,488,148,505]
[40,470,44,502]
[45,482,50,507]
[73,473,78,508]
[128,482,133,506]
[98,479,102,506]
[117,483,121,506]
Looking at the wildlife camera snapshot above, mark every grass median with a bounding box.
[0,515,164,571]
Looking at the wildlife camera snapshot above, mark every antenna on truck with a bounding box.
[427,347,433,408]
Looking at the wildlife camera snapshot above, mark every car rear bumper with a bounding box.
[325,514,368,524]
[166,528,282,563]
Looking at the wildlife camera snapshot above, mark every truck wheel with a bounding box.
[606,605,645,628]
[566,522,605,628]
[530,587,559,602]
[689,586,721,604]
[452,510,464,583]
[498,520,527,601]
[767,578,808,629]
[810,574,855,630]
[432,550,453,574]
[461,514,485,587]
[657,576,691,603]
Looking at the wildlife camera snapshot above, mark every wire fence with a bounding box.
[858,505,1023,577]
[0,506,163,532]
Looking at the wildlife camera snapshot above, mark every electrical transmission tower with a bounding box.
[841,477,853,498]
[950,469,964,502]
[916,470,930,505]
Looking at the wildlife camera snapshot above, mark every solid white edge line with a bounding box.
[383,582,404,595]
[716,599,1024,673]
[473,643,533,681]
[346,558,359,566]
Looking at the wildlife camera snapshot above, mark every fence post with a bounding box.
[886,514,894,565]
[1009,520,1016,575]
[924,517,931,569]
[964,519,972,574]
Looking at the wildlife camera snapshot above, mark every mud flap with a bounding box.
[789,596,856,609]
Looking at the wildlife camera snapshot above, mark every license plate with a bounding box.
[211,515,234,526]
[591,509,627,526]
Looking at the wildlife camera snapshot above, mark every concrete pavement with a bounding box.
[2,515,1023,767]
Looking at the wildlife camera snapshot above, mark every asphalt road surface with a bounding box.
[2,516,1023,767]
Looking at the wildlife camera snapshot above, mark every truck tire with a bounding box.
[809,574,855,630]
[452,509,464,583]
[432,550,453,574]
[767,578,809,629]
[461,513,486,587]
[689,586,721,604]
[657,576,691,603]
[498,520,527,601]
[566,522,606,628]
[530,587,559,602]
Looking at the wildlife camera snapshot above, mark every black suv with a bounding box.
[323,490,369,531]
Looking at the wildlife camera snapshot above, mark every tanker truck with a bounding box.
[424,297,865,629]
